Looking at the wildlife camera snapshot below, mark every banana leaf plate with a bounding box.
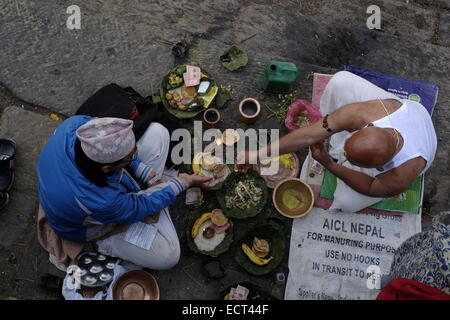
[186,209,234,258]
[216,170,268,219]
[192,152,231,191]
[160,65,219,119]
[235,219,285,276]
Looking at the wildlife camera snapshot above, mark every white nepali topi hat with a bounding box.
[76,117,135,164]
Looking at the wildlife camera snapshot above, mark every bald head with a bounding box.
[344,127,397,168]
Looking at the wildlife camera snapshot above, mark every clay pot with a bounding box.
[238,98,261,124]
[203,108,221,128]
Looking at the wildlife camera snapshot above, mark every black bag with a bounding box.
[76,83,184,168]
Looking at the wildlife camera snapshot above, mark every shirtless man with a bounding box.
[238,71,437,198]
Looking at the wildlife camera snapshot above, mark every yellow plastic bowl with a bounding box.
[273,178,314,218]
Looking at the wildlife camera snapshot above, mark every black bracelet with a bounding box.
[322,114,333,133]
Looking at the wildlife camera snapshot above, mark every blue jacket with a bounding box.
[36,116,185,242]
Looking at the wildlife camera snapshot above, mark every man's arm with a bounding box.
[254,102,368,160]
[311,141,425,197]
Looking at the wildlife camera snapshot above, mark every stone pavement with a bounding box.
[0,0,449,299]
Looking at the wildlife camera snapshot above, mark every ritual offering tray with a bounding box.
[72,252,118,288]
[192,152,231,190]
[235,219,285,276]
[186,209,234,257]
[216,170,268,219]
[160,65,219,119]
[253,153,300,189]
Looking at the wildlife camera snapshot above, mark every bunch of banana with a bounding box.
[191,212,212,238]
[241,243,273,266]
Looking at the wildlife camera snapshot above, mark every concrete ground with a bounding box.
[0,0,448,299]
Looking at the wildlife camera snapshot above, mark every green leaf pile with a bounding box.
[216,170,268,219]
[235,219,286,276]
[214,86,233,109]
[221,45,248,71]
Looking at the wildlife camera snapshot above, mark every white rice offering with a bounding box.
[193,220,226,252]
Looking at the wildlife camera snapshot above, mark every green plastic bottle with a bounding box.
[261,60,298,93]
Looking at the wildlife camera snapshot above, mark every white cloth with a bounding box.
[96,183,181,270]
[371,100,436,175]
[320,71,435,213]
[136,122,170,180]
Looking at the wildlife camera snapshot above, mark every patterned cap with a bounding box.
[76,117,135,164]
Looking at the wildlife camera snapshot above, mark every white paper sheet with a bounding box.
[120,221,158,250]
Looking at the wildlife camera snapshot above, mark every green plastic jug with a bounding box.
[261,60,298,93]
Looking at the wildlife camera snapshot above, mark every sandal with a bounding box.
[0,139,16,192]
[0,138,16,162]
[0,192,9,211]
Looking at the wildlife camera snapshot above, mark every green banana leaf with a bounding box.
[221,45,248,71]
[186,209,234,258]
[235,219,286,276]
[214,86,233,109]
[216,170,268,219]
[160,65,218,119]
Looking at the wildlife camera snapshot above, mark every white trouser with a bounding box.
[95,203,180,270]
[136,122,170,180]
[96,123,181,270]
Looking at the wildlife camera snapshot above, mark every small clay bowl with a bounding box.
[239,98,261,124]
[203,108,221,128]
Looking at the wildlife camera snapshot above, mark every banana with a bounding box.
[192,152,204,174]
[241,243,273,266]
[191,212,212,238]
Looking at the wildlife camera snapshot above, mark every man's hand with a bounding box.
[143,211,161,224]
[310,140,334,168]
[145,169,161,188]
[178,173,212,189]
[235,150,258,173]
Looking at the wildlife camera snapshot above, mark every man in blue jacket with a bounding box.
[37,116,210,270]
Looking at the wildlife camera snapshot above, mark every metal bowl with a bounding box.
[273,178,314,218]
[82,256,94,265]
[99,271,113,282]
[83,275,98,286]
[97,255,107,261]
[89,263,103,274]
[105,261,116,270]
